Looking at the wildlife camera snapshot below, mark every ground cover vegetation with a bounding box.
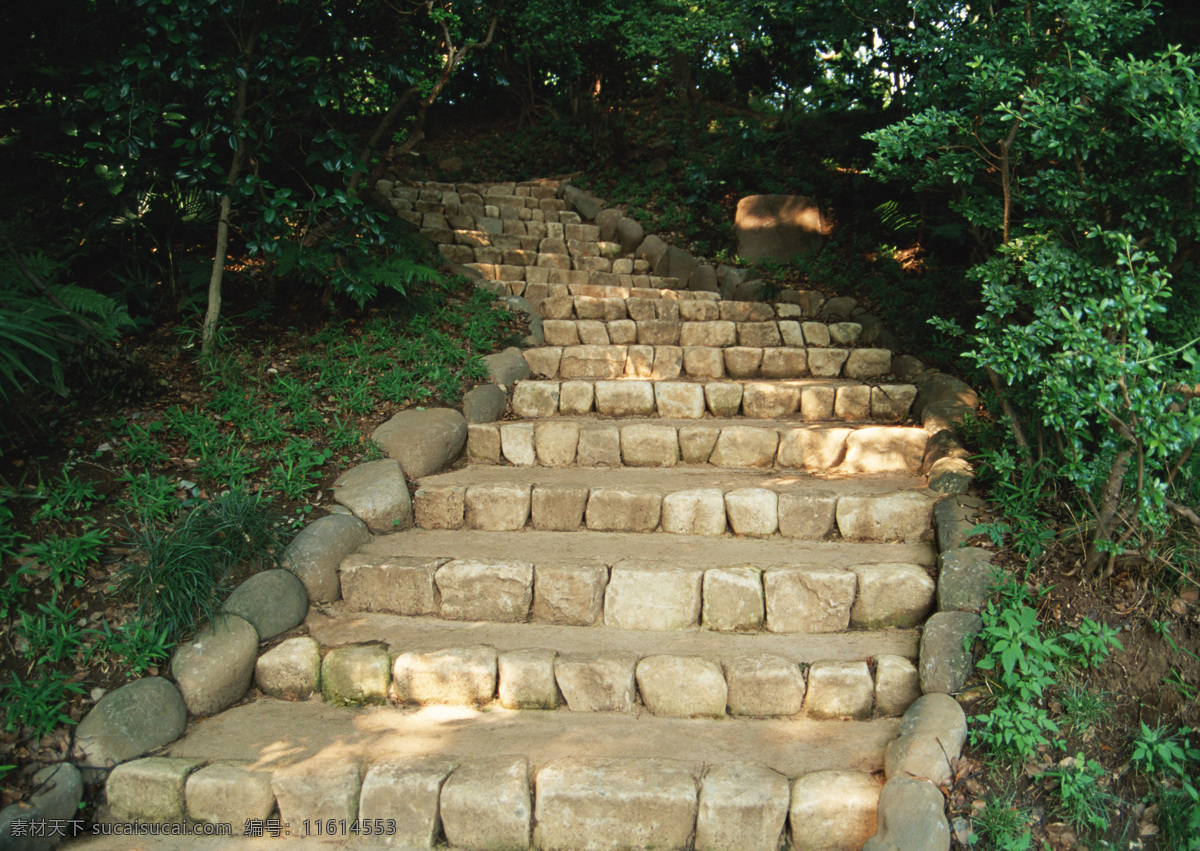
[2,0,1200,842]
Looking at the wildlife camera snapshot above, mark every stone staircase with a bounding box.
[76,179,974,851]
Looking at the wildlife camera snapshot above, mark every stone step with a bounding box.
[526,344,893,381]
[509,377,916,422]
[410,467,939,541]
[268,610,922,720]
[537,295,811,324]
[337,549,934,634]
[469,419,930,474]
[95,702,897,850]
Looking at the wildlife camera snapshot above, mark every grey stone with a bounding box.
[512,381,561,418]
[414,485,466,529]
[724,347,764,379]
[172,613,258,717]
[332,459,412,533]
[703,566,765,631]
[436,560,533,622]
[872,385,919,422]
[0,803,54,851]
[620,423,679,467]
[764,568,856,633]
[735,195,824,261]
[340,555,443,615]
[844,349,893,380]
[761,347,809,378]
[223,569,308,640]
[850,563,936,629]
[777,492,838,539]
[28,763,82,824]
[836,492,936,542]
[285,513,371,602]
[73,677,187,770]
[272,760,362,827]
[255,636,321,701]
[661,488,727,536]
[804,660,874,720]
[531,484,589,531]
[618,218,646,254]
[483,346,532,387]
[555,653,638,712]
[393,646,499,706]
[875,655,921,718]
[577,424,622,466]
[605,566,702,630]
[709,426,779,468]
[636,655,727,718]
[679,424,720,463]
[913,372,978,421]
[790,770,882,851]
[938,548,998,613]
[534,759,698,851]
[928,457,974,494]
[704,381,744,417]
[696,762,789,851]
[897,693,969,756]
[919,612,983,694]
[186,763,275,833]
[372,408,467,477]
[861,777,950,851]
[500,649,561,709]
[441,758,532,851]
[933,496,983,552]
[535,421,581,467]
[500,422,536,465]
[463,384,508,424]
[533,563,609,626]
[683,346,725,379]
[523,347,563,378]
[358,760,453,849]
[724,654,806,716]
[321,642,391,705]
[106,757,204,823]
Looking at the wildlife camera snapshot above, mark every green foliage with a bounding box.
[1061,618,1123,669]
[30,467,102,524]
[0,674,84,739]
[1059,684,1114,732]
[1047,752,1117,835]
[117,472,181,523]
[94,618,173,675]
[868,0,1200,568]
[1131,722,1200,845]
[266,439,333,500]
[969,794,1033,850]
[22,526,107,589]
[17,596,87,666]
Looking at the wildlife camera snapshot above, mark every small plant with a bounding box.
[23,526,108,588]
[0,674,84,739]
[117,472,180,523]
[17,596,87,665]
[1131,723,1200,848]
[1059,683,1114,733]
[120,420,169,467]
[1132,723,1200,778]
[970,794,1033,850]
[1062,618,1123,669]
[95,618,173,674]
[267,439,332,499]
[1047,753,1117,835]
[30,468,102,524]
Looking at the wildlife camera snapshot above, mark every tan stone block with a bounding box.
[725,488,779,537]
[836,491,936,542]
[683,346,725,379]
[414,486,465,530]
[764,567,857,633]
[436,560,533,622]
[709,426,779,468]
[874,655,920,717]
[703,566,764,632]
[465,483,531,531]
[531,485,590,531]
[777,493,838,539]
[627,297,656,320]
[650,346,683,379]
[841,427,927,474]
[789,770,880,851]
[620,423,679,466]
[655,382,706,418]
[778,320,805,347]
[108,757,205,823]
[496,423,533,467]
[636,319,681,346]
[624,344,654,377]
[872,384,918,422]
[805,660,874,720]
[775,427,849,471]
[467,424,501,464]
[704,382,743,416]
[850,563,935,629]
[605,566,702,629]
[808,348,850,377]
[393,646,499,706]
[827,322,862,345]
[801,322,830,347]
[186,763,275,834]
[554,653,638,712]
[607,319,637,344]
[761,348,809,378]
[523,347,562,378]
[271,760,362,829]
[680,320,737,347]
[594,380,656,415]
[512,381,560,417]
[679,425,720,463]
[654,299,681,321]
[800,386,835,421]
[724,654,806,716]
[577,424,621,466]
[441,758,531,850]
[737,322,782,347]
[680,300,720,321]
[533,562,609,626]
[845,348,892,380]
[499,649,560,710]
[535,421,581,466]
[559,345,627,380]
[586,488,662,532]
[661,488,727,536]
[559,380,595,414]
[742,383,801,418]
[340,555,445,616]
[636,656,727,718]
[724,347,763,378]
[834,384,872,420]
[575,320,610,345]
[357,760,453,850]
[696,762,789,851]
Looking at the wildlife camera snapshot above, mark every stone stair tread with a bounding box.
[359,528,937,568]
[421,464,927,494]
[306,608,919,663]
[161,699,899,781]
[521,375,883,387]
[495,415,925,431]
